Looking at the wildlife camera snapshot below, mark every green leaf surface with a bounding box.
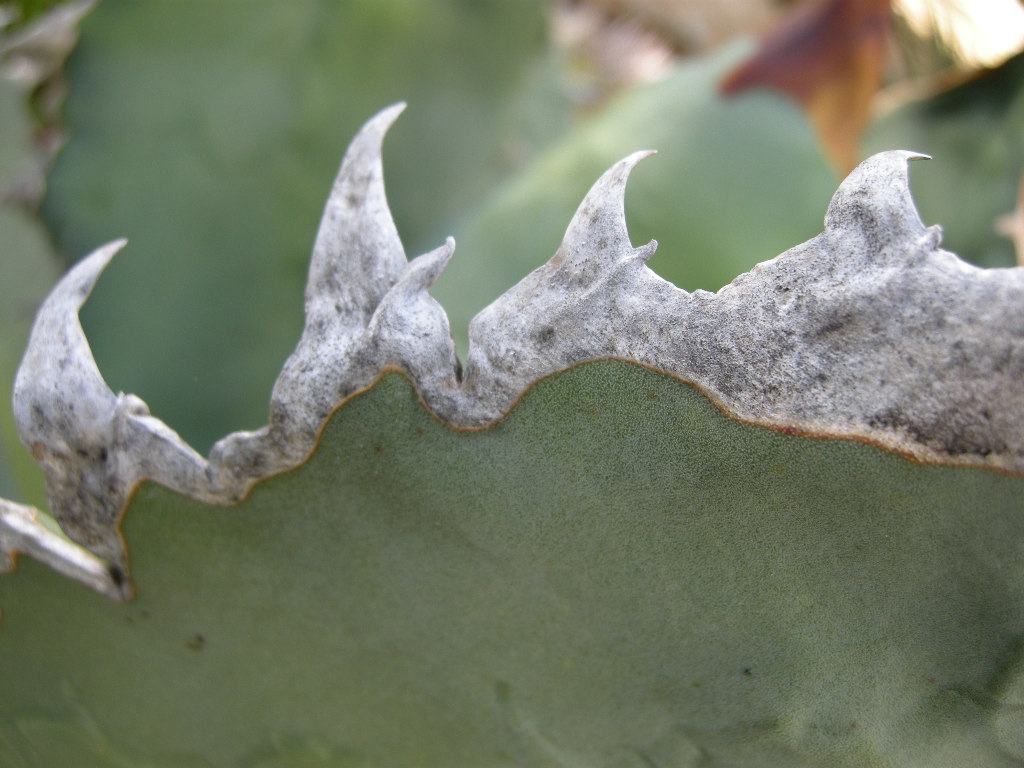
[1,360,1021,767]
[42,0,568,452]
[865,52,1024,268]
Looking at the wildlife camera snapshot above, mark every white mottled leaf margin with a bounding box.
[5,105,1024,596]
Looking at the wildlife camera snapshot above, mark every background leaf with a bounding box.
[0,74,56,507]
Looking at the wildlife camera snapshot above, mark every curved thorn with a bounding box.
[307,102,408,328]
[560,150,656,262]
[633,238,658,264]
[365,236,460,387]
[398,236,455,294]
[273,104,410,432]
[368,237,455,329]
[824,150,930,246]
[13,239,126,449]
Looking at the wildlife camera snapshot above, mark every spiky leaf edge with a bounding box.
[4,104,1023,596]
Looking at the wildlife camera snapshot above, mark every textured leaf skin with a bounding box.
[1,361,1022,767]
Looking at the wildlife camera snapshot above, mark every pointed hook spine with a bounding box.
[306,102,409,322]
[824,150,930,240]
[561,150,657,257]
[13,239,128,445]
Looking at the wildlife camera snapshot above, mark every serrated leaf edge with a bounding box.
[5,104,1024,595]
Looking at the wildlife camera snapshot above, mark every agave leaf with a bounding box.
[1,362,1022,766]
[9,101,1024,570]
[5,77,1023,765]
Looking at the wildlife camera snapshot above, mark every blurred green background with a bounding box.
[2,0,1023,502]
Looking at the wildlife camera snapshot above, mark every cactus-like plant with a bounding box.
[1,99,1023,766]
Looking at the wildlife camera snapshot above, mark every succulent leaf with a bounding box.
[1,363,1022,766]
[8,104,1024,584]
[2,105,1023,766]
[4,4,1022,762]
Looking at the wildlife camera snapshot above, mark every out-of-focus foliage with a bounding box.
[2,0,64,27]
[0,73,56,506]
[721,0,891,173]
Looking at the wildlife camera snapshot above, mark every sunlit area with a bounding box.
[552,0,1024,93]
[894,0,1024,67]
